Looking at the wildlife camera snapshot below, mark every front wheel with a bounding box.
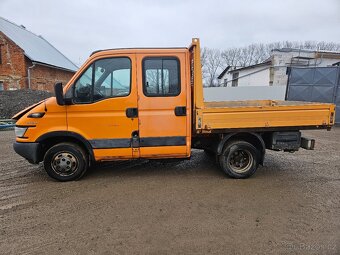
[218,140,260,178]
[43,143,88,181]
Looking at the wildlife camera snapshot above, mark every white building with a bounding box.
[218,48,340,87]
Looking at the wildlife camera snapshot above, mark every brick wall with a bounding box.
[0,31,76,92]
[27,59,75,92]
[0,32,27,90]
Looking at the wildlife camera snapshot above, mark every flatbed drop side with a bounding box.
[13,38,335,181]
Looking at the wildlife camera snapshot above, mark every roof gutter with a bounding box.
[27,62,36,89]
[30,60,77,72]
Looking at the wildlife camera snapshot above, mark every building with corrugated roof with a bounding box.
[0,16,78,91]
[218,48,340,87]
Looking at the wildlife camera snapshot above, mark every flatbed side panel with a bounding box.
[200,105,335,130]
[204,100,333,109]
[202,104,333,113]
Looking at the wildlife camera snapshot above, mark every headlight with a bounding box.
[15,126,28,138]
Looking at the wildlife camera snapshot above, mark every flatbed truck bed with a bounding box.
[189,39,335,134]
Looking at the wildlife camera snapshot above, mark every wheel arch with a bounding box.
[217,132,266,165]
[36,131,95,163]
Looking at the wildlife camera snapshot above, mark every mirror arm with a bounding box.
[64,98,73,105]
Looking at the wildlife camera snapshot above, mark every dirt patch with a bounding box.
[0,128,339,254]
[0,89,53,119]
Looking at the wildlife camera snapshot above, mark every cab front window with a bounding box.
[73,57,131,104]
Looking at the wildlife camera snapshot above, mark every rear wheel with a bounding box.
[43,143,88,181]
[219,140,259,178]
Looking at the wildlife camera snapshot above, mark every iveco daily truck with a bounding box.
[13,39,335,181]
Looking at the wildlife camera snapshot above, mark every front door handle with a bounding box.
[126,108,138,118]
[174,106,186,116]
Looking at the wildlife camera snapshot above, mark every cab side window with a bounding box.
[143,57,180,97]
[74,57,131,103]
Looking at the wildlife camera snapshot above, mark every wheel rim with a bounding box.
[227,149,253,174]
[51,152,78,177]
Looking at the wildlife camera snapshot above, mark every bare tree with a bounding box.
[221,40,340,69]
[200,47,209,84]
[221,48,241,67]
[201,40,340,87]
[201,48,224,87]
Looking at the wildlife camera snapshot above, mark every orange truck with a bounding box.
[13,39,335,181]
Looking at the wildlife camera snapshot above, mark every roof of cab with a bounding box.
[90,47,188,57]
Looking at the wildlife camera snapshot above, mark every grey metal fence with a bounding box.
[286,67,340,123]
[0,119,15,130]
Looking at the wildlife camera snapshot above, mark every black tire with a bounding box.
[218,140,260,178]
[43,142,88,181]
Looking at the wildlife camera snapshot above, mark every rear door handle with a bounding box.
[126,108,138,118]
[174,106,186,116]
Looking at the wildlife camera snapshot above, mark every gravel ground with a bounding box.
[0,90,53,119]
[0,128,339,255]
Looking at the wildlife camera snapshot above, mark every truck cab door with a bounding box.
[66,54,139,161]
[136,53,190,158]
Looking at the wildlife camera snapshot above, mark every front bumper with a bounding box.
[13,142,41,164]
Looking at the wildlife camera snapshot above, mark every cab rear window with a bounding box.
[142,57,180,97]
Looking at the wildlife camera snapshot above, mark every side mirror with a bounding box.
[54,82,64,106]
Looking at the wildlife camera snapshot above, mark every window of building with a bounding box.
[143,57,180,97]
[0,81,3,91]
[232,72,239,87]
[73,57,131,103]
[0,45,2,64]
[269,67,274,86]
[223,78,228,87]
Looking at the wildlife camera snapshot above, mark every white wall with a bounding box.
[317,58,340,66]
[219,65,270,87]
[236,66,270,87]
[203,86,286,101]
